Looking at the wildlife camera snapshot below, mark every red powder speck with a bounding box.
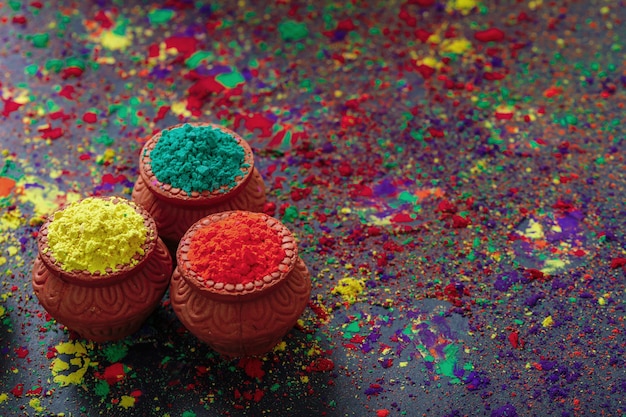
[82,112,97,123]
[188,213,287,286]
[474,28,506,42]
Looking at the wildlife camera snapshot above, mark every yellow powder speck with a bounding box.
[16,175,81,218]
[51,358,70,373]
[300,375,309,383]
[49,341,93,387]
[447,0,479,14]
[419,56,443,70]
[331,278,365,304]
[598,297,606,306]
[441,38,472,54]
[541,259,566,274]
[101,31,132,51]
[0,257,6,267]
[542,316,554,327]
[172,101,191,117]
[55,340,89,355]
[426,32,441,44]
[0,393,8,403]
[0,305,5,318]
[521,219,544,239]
[0,207,24,230]
[119,395,136,409]
[273,341,287,352]
[47,198,148,274]
[29,398,44,413]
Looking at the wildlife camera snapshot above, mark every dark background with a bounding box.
[1,1,625,416]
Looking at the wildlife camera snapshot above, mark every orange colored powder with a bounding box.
[187,212,286,285]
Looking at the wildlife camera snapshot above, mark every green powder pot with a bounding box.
[132,123,267,246]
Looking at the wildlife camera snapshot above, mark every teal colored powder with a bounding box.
[149,124,249,194]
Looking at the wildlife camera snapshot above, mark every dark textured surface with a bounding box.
[0,1,625,416]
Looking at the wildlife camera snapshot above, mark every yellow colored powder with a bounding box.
[441,38,472,54]
[0,393,8,404]
[332,278,365,304]
[46,198,148,274]
[51,340,93,387]
[100,31,132,51]
[447,0,479,14]
[29,398,44,413]
[119,395,136,409]
[541,258,566,274]
[542,316,554,327]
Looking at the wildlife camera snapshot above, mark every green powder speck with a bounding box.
[149,124,249,194]
[31,33,49,48]
[278,20,309,42]
[94,380,110,398]
[102,343,128,362]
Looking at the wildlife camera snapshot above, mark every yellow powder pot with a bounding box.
[32,196,173,342]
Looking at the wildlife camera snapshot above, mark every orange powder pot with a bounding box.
[170,211,311,357]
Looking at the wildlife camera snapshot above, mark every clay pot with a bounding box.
[32,197,172,343]
[170,211,312,357]
[131,123,267,245]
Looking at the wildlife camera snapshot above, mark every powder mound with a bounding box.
[187,213,287,286]
[149,124,249,194]
[46,198,149,274]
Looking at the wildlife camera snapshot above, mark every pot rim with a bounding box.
[37,196,158,286]
[139,123,254,206]
[176,211,299,299]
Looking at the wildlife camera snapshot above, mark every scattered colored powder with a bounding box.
[187,212,286,286]
[542,316,554,327]
[435,344,461,382]
[149,124,248,194]
[0,393,8,403]
[102,343,129,363]
[447,0,479,14]
[100,30,132,51]
[28,398,44,412]
[148,9,175,25]
[119,395,136,409]
[94,380,110,398]
[332,278,365,304]
[51,341,92,386]
[0,177,16,197]
[46,198,148,274]
[441,38,472,54]
[31,33,49,48]
[278,20,309,42]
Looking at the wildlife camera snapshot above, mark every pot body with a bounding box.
[169,210,311,357]
[131,123,266,244]
[170,256,311,357]
[31,196,173,343]
[32,239,171,342]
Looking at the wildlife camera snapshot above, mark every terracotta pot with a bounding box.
[170,211,312,357]
[131,123,267,245]
[32,197,172,343]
